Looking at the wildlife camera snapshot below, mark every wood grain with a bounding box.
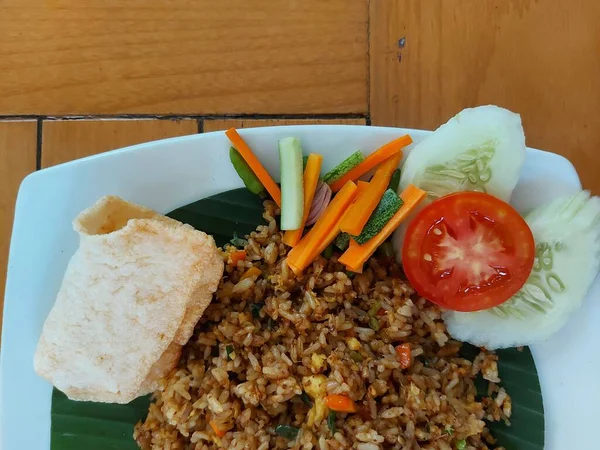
[41,119,198,167]
[0,121,37,334]
[0,0,368,115]
[203,118,367,132]
[370,0,600,193]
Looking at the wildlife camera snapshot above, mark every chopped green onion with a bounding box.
[300,391,313,407]
[225,345,234,360]
[349,351,363,362]
[456,439,466,449]
[250,302,264,320]
[327,411,337,434]
[368,316,381,332]
[275,424,300,439]
[368,301,382,317]
[302,155,309,171]
[230,232,248,248]
[444,426,454,436]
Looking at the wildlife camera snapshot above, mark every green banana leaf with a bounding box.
[51,188,543,450]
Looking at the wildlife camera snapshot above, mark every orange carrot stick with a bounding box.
[287,181,358,274]
[339,184,427,272]
[329,135,412,192]
[340,152,402,235]
[225,128,282,206]
[282,154,323,247]
[356,180,370,195]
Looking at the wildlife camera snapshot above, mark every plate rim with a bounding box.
[0,124,587,450]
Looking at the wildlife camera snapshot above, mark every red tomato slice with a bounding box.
[402,192,534,312]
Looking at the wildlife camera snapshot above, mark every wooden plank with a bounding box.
[41,119,198,167]
[204,118,367,132]
[0,0,368,115]
[0,121,37,334]
[370,0,600,193]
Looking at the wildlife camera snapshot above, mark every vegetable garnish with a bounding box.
[395,343,412,369]
[340,152,403,235]
[324,395,357,413]
[283,153,323,246]
[340,184,426,272]
[287,181,359,274]
[250,302,264,320]
[392,106,526,255]
[225,128,282,206]
[230,231,248,248]
[322,150,364,183]
[333,181,372,250]
[321,244,334,259]
[443,190,600,349]
[279,137,305,230]
[334,232,351,251]
[353,189,403,244]
[209,420,226,437]
[306,181,332,226]
[274,424,300,439]
[399,105,526,203]
[327,411,337,434]
[240,266,261,280]
[229,250,246,265]
[229,147,266,196]
[402,192,535,312]
[300,391,313,407]
[388,168,401,192]
[329,134,412,192]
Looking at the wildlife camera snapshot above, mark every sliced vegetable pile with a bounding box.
[226,127,418,274]
[225,105,600,349]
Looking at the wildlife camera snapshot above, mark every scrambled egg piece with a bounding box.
[302,375,328,426]
[311,353,327,372]
[347,337,361,351]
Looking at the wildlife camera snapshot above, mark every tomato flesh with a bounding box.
[402,192,534,312]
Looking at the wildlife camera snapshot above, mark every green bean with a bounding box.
[229,147,265,195]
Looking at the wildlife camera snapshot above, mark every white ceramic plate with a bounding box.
[1,125,597,450]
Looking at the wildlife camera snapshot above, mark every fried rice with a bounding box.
[134,201,511,450]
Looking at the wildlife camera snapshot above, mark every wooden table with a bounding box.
[1,0,599,331]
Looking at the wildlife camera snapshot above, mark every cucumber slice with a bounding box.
[392,105,526,258]
[323,150,364,183]
[353,189,403,244]
[279,137,304,230]
[443,191,600,349]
